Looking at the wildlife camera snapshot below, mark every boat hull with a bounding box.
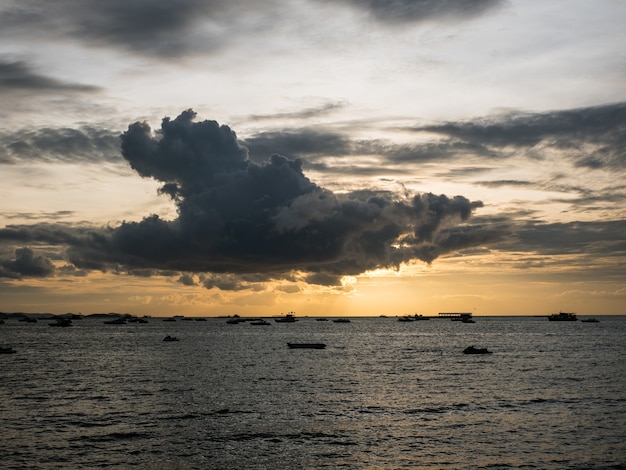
[287,343,326,349]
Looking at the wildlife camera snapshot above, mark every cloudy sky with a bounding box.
[1,0,625,317]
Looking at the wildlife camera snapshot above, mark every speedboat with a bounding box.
[0,346,16,354]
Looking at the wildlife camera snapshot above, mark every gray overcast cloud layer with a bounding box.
[0,0,504,58]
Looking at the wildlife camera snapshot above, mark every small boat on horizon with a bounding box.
[287,343,326,349]
[163,335,179,342]
[333,318,351,323]
[581,318,600,323]
[49,318,72,327]
[275,313,298,323]
[463,346,492,355]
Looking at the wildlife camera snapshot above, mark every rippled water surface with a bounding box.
[1,316,625,469]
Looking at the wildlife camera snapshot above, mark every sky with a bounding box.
[1,0,625,317]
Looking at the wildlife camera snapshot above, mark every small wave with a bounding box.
[73,431,151,443]
[404,406,449,414]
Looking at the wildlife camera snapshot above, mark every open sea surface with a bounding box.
[1,315,625,469]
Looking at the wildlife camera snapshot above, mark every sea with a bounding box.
[1,315,625,469]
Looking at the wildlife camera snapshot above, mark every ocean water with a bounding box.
[1,315,625,469]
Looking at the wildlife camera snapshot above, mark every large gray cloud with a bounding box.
[3,106,626,288]
[0,110,491,286]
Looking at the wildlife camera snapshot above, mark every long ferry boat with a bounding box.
[548,311,577,321]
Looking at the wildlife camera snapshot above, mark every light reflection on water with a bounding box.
[1,316,625,469]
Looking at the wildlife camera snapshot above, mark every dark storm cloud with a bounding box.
[417,102,626,169]
[0,60,101,93]
[326,0,503,23]
[0,126,122,164]
[0,110,492,286]
[0,247,55,279]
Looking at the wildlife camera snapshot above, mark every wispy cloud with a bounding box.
[0,60,100,93]
[0,126,121,164]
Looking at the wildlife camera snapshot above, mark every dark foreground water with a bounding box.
[1,315,625,469]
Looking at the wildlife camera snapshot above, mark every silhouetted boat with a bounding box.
[250,319,271,326]
[548,312,577,321]
[19,317,37,323]
[287,343,326,349]
[163,335,179,342]
[275,313,297,323]
[581,318,599,323]
[333,318,351,323]
[463,346,492,354]
[103,317,127,324]
[0,346,16,354]
[49,318,72,327]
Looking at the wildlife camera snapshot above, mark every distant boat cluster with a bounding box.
[1,309,604,356]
